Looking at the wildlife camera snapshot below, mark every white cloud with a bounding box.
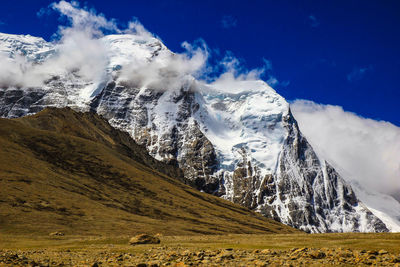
[51,0,119,37]
[347,65,373,82]
[291,100,400,197]
[0,0,113,88]
[221,15,237,29]
[124,18,156,40]
[208,52,266,89]
[0,54,49,87]
[119,40,209,91]
[119,42,275,93]
[0,0,273,94]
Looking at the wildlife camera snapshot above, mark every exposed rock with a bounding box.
[309,250,326,259]
[129,234,161,245]
[2,246,399,266]
[379,249,388,255]
[49,231,64,236]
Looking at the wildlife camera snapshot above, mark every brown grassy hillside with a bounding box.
[0,107,298,236]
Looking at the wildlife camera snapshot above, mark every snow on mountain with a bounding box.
[0,33,53,62]
[290,100,400,232]
[0,32,391,233]
[349,181,400,232]
[196,80,288,177]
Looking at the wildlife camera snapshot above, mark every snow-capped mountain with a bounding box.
[0,32,392,233]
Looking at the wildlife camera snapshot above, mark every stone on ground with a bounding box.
[129,234,161,245]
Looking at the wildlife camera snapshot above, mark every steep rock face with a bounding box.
[261,111,386,232]
[93,82,387,232]
[0,32,388,233]
[91,82,221,193]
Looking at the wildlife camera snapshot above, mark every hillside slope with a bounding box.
[0,107,298,236]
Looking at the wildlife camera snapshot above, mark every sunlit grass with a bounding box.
[1,233,400,253]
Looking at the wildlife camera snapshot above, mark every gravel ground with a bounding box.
[2,246,400,266]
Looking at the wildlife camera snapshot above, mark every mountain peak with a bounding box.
[0,32,390,233]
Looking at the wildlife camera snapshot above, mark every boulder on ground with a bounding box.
[129,234,160,245]
[49,231,64,236]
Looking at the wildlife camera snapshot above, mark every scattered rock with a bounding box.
[49,231,64,236]
[292,247,307,254]
[253,259,268,266]
[338,250,353,258]
[379,249,388,255]
[181,250,191,256]
[129,234,160,245]
[216,250,234,260]
[148,261,160,267]
[392,257,400,263]
[309,250,326,259]
[1,245,398,266]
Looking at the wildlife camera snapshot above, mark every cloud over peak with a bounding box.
[291,100,400,198]
[51,0,121,38]
[0,0,273,93]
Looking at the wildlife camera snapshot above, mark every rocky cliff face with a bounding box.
[0,32,388,233]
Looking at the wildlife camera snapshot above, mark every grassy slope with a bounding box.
[0,107,298,237]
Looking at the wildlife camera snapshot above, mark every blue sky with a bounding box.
[1,0,399,125]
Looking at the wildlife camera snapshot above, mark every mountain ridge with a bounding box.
[0,32,391,233]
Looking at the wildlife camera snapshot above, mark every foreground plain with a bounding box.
[1,108,399,266]
[1,233,400,266]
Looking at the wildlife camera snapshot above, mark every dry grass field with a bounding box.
[1,108,400,266]
[1,233,400,266]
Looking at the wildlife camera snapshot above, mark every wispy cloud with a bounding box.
[37,7,51,17]
[261,58,290,88]
[308,15,320,28]
[347,65,373,82]
[221,15,237,29]
[1,0,275,94]
[0,0,114,88]
[263,59,278,86]
[51,0,120,36]
[291,100,400,198]
[0,21,5,26]
[263,58,273,71]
